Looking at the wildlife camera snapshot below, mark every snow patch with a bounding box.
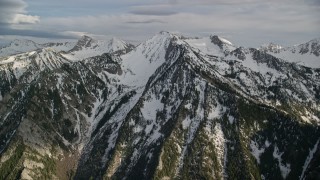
[265,140,271,147]
[214,123,228,178]
[184,102,192,110]
[267,48,320,68]
[182,116,191,129]
[141,95,164,120]
[133,125,143,133]
[0,56,15,64]
[300,139,319,180]
[208,103,224,120]
[273,145,291,178]
[228,115,235,124]
[250,140,265,164]
[120,32,171,87]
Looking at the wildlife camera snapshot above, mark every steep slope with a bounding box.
[75,33,320,179]
[0,49,124,179]
[261,38,320,68]
[0,32,319,180]
[74,31,179,178]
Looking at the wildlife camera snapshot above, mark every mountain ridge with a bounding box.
[0,35,135,60]
[260,38,320,68]
[0,31,319,180]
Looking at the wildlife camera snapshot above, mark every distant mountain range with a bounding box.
[0,32,319,179]
[0,39,76,57]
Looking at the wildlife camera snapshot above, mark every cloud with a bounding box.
[0,0,26,23]
[59,31,90,38]
[129,7,178,16]
[165,0,320,6]
[126,2,184,16]
[0,0,319,47]
[12,14,40,24]
[126,19,166,24]
[0,0,39,24]
[0,25,74,39]
[0,0,26,9]
[23,4,318,46]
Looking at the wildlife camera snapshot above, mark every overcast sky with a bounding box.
[0,0,319,47]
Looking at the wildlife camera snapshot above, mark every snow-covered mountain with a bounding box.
[261,38,320,68]
[184,35,236,57]
[0,36,133,60]
[0,39,77,58]
[61,35,134,61]
[0,32,319,180]
[0,39,40,57]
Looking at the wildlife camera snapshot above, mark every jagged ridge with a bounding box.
[0,32,319,180]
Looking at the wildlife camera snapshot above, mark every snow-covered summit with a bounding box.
[108,37,131,53]
[11,39,38,47]
[260,43,283,53]
[0,39,76,58]
[262,38,320,68]
[120,31,174,86]
[69,35,94,52]
[0,31,319,180]
[62,35,133,61]
[295,38,320,56]
[0,39,39,57]
[213,35,233,46]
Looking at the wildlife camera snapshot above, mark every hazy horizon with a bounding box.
[0,0,319,47]
[1,31,319,50]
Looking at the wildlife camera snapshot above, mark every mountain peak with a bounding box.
[111,37,120,42]
[159,30,170,35]
[0,31,320,180]
[110,37,125,45]
[0,39,39,57]
[10,39,37,46]
[306,38,320,44]
[211,35,233,44]
[108,37,132,53]
[296,38,320,57]
[79,35,93,41]
[63,36,134,60]
[152,31,174,39]
[68,35,95,52]
[210,35,234,50]
[78,35,93,44]
[260,42,283,53]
